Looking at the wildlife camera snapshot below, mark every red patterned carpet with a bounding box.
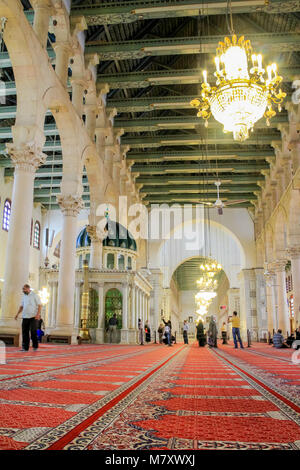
[0,342,299,450]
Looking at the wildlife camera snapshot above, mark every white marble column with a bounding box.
[0,144,46,333]
[74,282,81,329]
[272,260,290,334]
[265,272,277,333]
[54,195,83,340]
[50,282,57,328]
[46,282,53,328]
[86,225,103,269]
[96,282,105,343]
[131,286,136,330]
[121,283,129,343]
[287,247,300,328]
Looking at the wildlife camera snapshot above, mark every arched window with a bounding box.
[127,257,132,270]
[2,199,11,231]
[118,254,125,270]
[33,221,41,249]
[107,253,115,269]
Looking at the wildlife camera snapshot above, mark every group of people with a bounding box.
[157,319,174,346]
[196,311,244,349]
[272,327,300,349]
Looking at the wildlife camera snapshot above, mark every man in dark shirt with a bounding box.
[108,314,117,343]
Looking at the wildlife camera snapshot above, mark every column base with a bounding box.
[127,329,139,344]
[120,328,130,344]
[0,318,21,336]
[95,328,105,344]
[46,326,79,345]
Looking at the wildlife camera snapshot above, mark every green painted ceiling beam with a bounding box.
[136,174,264,184]
[70,0,296,25]
[4,167,87,178]
[115,114,287,132]
[122,133,280,148]
[0,124,58,140]
[131,161,269,174]
[127,149,274,162]
[2,32,297,68]
[103,66,299,91]
[86,33,300,61]
[0,141,61,155]
[34,187,90,196]
[140,184,260,193]
[143,192,257,200]
[0,106,52,120]
[34,177,88,188]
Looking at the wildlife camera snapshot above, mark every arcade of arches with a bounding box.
[0,0,299,452]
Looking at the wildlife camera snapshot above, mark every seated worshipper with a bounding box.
[286,333,295,348]
[273,329,289,349]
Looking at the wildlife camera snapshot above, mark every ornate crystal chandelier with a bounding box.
[191,33,286,142]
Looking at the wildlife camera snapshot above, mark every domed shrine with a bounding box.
[40,222,151,344]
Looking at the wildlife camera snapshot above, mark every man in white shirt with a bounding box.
[183,320,189,344]
[15,284,42,351]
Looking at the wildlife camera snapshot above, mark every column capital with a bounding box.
[287,246,300,259]
[57,194,84,216]
[86,224,105,243]
[269,260,288,272]
[6,142,47,172]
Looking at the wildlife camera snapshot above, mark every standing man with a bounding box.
[15,284,42,352]
[183,320,189,344]
[138,318,144,345]
[229,311,244,349]
[108,313,117,343]
[221,322,228,344]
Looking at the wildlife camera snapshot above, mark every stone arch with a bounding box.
[287,189,300,248]
[158,219,246,288]
[42,86,84,195]
[1,1,47,149]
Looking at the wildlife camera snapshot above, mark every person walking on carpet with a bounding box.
[15,284,42,352]
[229,311,244,349]
[138,318,144,345]
[208,315,218,348]
[196,320,206,347]
[182,320,189,344]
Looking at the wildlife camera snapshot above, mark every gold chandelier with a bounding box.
[191,34,286,142]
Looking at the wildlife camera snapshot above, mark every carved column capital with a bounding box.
[6,142,46,172]
[287,246,300,259]
[269,260,288,273]
[57,194,84,216]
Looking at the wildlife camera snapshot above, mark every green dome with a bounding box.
[76,222,137,251]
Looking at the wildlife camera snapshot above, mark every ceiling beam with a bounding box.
[70,1,300,25]
[136,174,265,184]
[101,65,299,91]
[131,161,269,174]
[86,33,300,61]
[126,149,275,162]
[122,133,280,148]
